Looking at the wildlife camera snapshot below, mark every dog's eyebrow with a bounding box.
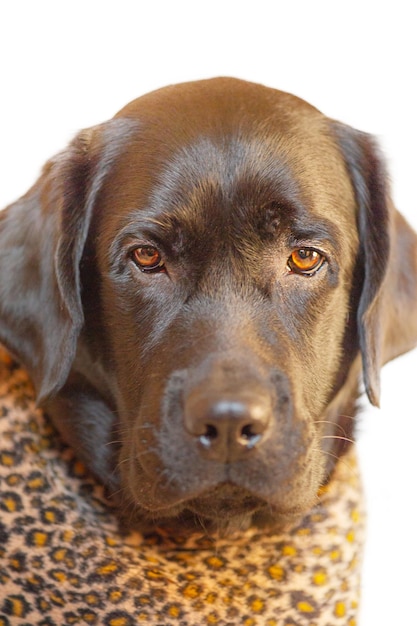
[113,205,341,253]
[246,192,342,251]
[132,215,170,230]
[109,212,186,263]
[288,217,341,249]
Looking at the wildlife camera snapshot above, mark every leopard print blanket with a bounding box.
[0,350,364,625]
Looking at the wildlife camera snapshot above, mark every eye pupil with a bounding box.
[132,246,164,272]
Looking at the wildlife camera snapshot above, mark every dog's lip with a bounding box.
[186,483,264,517]
[127,432,323,518]
[148,482,310,527]
[141,480,265,517]
[128,454,263,514]
[132,470,302,520]
[187,482,312,515]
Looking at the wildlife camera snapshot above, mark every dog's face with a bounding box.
[1,78,417,532]
[90,85,361,525]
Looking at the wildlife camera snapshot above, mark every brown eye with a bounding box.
[288,249,324,275]
[131,246,164,272]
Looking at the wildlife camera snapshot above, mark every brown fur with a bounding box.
[1,78,416,534]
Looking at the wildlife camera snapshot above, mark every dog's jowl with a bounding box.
[1,78,416,533]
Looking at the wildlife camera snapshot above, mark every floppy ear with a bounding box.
[0,132,94,402]
[333,122,417,406]
[0,118,136,402]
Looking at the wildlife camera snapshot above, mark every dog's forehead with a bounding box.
[97,78,357,245]
[114,77,317,121]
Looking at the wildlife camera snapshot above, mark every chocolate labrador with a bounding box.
[1,78,416,533]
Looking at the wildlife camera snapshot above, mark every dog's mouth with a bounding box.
[186,482,264,519]
[125,453,266,517]
[173,482,309,530]
[120,451,312,533]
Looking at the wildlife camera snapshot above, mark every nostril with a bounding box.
[198,419,265,451]
[199,424,219,448]
[239,424,263,449]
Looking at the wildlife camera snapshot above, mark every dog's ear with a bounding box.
[0,118,136,403]
[332,122,417,406]
[0,132,94,402]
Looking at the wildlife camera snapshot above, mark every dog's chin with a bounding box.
[185,484,305,535]
[116,482,306,537]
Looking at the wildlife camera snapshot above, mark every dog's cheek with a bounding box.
[117,428,165,515]
[294,287,354,413]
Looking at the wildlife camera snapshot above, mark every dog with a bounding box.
[0,77,416,534]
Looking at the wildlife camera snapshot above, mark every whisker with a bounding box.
[314,419,349,438]
[336,413,357,421]
[314,419,348,428]
[312,447,359,479]
[105,439,124,447]
[320,434,355,445]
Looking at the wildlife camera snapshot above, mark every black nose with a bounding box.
[184,392,272,462]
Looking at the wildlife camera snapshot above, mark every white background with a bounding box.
[1,2,416,623]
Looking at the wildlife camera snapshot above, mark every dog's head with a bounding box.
[1,78,416,531]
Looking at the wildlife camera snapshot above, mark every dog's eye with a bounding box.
[131,246,165,272]
[287,249,325,275]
